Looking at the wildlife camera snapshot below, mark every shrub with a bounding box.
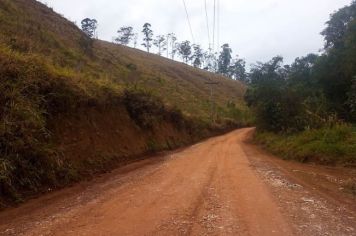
[123,90,166,129]
[165,107,185,129]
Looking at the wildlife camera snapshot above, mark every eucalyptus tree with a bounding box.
[178,40,192,64]
[153,35,167,56]
[191,44,204,68]
[81,18,97,38]
[218,44,232,76]
[167,33,177,58]
[142,23,153,52]
[116,26,134,45]
[133,33,138,48]
[229,56,247,81]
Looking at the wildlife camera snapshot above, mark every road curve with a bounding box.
[0,128,355,236]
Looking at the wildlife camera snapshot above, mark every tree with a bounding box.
[170,35,179,60]
[115,26,134,45]
[245,54,331,132]
[81,18,97,38]
[288,54,319,88]
[245,56,310,132]
[202,51,210,70]
[203,51,217,72]
[321,1,356,50]
[245,1,356,133]
[133,33,138,48]
[191,44,204,68]
[247,56,285,88]
[167,33,177,58]
[142,23,153,52]
[347,77,356,121]
[218,44,232,75]
[178,41,192,64]
[153,35,167,56]
[229,56,247,82]
[171,42,179,60]
[315,1,356,121]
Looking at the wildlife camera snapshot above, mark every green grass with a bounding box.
[254,124,356,166]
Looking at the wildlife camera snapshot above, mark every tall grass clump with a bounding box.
[0,49,65,201]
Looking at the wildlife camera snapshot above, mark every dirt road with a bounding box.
[1,128,355,235]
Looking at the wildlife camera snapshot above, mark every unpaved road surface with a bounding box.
[1,128,356,235]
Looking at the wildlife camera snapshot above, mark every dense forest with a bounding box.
[246,1,355,130]
[246,1,355,165]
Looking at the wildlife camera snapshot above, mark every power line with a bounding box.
[217,0,220,50]
[212,0,216,53]
[182,0,195,44]
[204,0,211,50]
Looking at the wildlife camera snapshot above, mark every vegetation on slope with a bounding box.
[0,0,247,121]
[255,124,356,166]
[0,0,248,206]
[245,1,356,165]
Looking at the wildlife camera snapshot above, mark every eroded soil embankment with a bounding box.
[45,102,234,191]
[1,101,232,208]
[49,105,196,174]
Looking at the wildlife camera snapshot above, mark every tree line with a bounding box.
[80,18,247,82]
[80,0,356,133]
[245,1,356,132]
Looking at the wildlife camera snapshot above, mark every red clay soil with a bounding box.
[0,128,355,235]
[49,106,194,166]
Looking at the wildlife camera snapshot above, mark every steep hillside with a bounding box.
[0,0,246,120]
[0,0,247,206]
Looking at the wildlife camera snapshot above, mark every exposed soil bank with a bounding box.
[0,102,238,208]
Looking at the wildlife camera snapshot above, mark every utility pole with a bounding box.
[205,81,219,123]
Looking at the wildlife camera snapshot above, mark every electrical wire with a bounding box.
[182,0,195,44]
[204,0,211,50]
[217,0,220,50]
[212,0,216,53]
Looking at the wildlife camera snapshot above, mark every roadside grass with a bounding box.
[254,124,356,166]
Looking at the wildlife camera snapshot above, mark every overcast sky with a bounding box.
[39,0,351,65]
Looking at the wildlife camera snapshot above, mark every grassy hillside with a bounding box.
[0,0,248,206]
[0,0,247,121]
